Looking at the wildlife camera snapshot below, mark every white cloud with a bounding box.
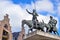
[22,0,54,13]
[0,1,22,32]
[57,3,60,16]
[0,0,59,33]
[0,0,11,1]
[34,0,54,13]
[0,0,33,32]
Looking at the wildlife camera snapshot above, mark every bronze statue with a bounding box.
[48,16,59,35]
[26,9,38,20]
[26,9,38,29]
[22,20,45,33]
[22,10,59,35]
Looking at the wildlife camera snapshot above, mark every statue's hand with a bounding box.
[26,9,31,14]
[26,9,28,11]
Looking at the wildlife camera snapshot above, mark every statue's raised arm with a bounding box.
[26,9,32,15]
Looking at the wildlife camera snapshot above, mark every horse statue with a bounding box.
[22,19,59,35]
[22,20,45,33]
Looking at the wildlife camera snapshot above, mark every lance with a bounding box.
[33,0,36,11]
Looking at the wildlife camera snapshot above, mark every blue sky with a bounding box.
[0,0,60,35]
[11,0,60,34]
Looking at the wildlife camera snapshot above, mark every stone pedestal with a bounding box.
[24,30,60,40]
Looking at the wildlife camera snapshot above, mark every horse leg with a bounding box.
[42,29,44,32]
[46,25,50,32]
[30,28,33,32]
[46,28,49,32]
[53,31,59,35]
[46,28,48,32]
[54,31,56,35]
[31,23,33,32]
[28,28,33,34]
[46,26,52,33]
[49,30,52,33]
[28,29,30,34]
[28,29,31,34]
[56,31,59,35]
[41,28,44,32]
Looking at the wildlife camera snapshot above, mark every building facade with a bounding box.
[12,26,25,40]
[0,14,12,40]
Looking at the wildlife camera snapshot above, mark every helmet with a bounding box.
[33,9,36,12]
[50,16,53,18]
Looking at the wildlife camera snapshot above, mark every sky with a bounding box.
[0,0,60,35]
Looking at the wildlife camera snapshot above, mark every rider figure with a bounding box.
[48,16,57,31]
[26,9,38,28]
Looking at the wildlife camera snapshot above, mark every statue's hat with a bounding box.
[50,16,53,18]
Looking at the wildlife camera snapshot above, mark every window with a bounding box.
[2,30,8,40]
[3,30,8,36]
[4,24,8,29]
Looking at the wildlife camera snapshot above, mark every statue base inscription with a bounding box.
[24,30,60,40]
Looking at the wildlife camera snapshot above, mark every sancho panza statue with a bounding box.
[48,16,59,35]
[26,9,38,28]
